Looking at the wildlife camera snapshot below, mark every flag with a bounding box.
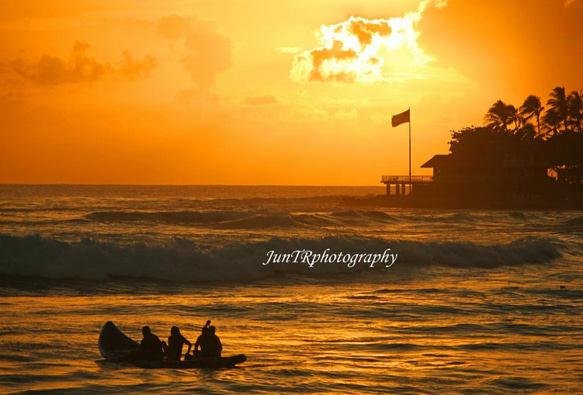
[391,109,410,127]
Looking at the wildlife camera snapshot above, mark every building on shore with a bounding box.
[377,147,582,208]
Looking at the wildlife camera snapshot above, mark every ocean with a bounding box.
[0,185,582,394]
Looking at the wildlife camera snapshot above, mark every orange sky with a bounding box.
[1,0,582,185]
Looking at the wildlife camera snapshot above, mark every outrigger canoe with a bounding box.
[98,321,246,369]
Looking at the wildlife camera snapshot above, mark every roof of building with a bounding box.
[421,152,550,170]
[421,154,451,168]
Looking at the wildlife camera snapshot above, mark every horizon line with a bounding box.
[0,183,385,188]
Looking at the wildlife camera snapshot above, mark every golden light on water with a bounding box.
[1,254,582,392]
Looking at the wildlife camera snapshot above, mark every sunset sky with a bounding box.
[1,0,582,185]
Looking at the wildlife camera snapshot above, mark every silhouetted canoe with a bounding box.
[98,321,246,369]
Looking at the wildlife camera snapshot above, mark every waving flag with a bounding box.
[391,109,410,127]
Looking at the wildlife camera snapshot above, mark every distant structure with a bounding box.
[380,175,432,197]
[375,86,583,209]
[379,147,563,208]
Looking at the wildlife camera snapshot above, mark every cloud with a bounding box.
[158,14,232,92]
[117,51,157,81]
[244,95,278,105]
[9,41,157,86]
[158,14,192,42]
[291,17,391,83]
[291,1,438,83]
[11,42,107,86]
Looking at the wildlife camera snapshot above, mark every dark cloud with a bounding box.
[11,42,108,86]
[9,41,157,86]
[243,95,278,105]
[346,17,391,47]
[158,15,232,92]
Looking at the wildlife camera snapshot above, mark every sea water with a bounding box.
[0,185,582,394]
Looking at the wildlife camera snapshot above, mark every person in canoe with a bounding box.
[208,325,222,358]
[137,326,164,361]
[162,326,192,361]
[194,320,223,358]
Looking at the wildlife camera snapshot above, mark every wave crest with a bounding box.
[85,210,256,224]
[0,234,561,282]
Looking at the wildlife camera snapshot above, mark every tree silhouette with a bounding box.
[547,87,569,133]
[484,100,515,131]
[452,87,583,185]
[520,95,544,137]
[568,90,583,133]
[508,105,522,131]
[542,109,561,136]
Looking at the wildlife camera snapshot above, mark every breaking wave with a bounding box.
[83,209,397,229]
[0,233,561,283]
[78,209,553,231]
[85,210,257,224]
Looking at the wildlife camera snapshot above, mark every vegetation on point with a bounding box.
[448,87,583,181]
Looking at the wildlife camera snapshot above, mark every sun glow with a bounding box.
[291,1,434,83]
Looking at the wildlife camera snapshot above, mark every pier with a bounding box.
[380,175,433,196]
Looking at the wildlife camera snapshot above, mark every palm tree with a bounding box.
[547,87,569,132]
[520,95,544,137]
[507,105,522,131]
[542,109,561,137]
[568,90,583,133]
[485,100,514,131]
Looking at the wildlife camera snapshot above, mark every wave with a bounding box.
[86,210,312,229]
[329,210,397,222]
[216,214,305,229]
[217,210,397,229]
[396,212,482,224]
[0,233,561,283]
[83,209,394,229]
[83,209,402,229]
[85,210,257,224]
[62,208,561,232]
[564,215,583,227]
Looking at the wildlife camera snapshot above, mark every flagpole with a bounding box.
[408,107,411,191]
